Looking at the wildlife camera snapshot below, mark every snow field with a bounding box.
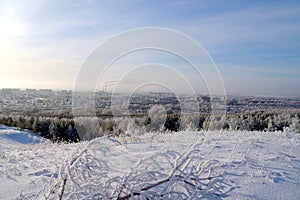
[0,125,299,199]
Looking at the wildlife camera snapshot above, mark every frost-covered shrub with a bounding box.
[45,138,234,199]
[290,115,300,132]
[203,115,227,131]
[179,113,199,131]
[74,117,103,140]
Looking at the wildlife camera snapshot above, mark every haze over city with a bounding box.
[0,0,299,96]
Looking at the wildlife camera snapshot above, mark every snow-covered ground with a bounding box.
[0,124,299,199]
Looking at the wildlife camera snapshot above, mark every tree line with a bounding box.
[0,116,80,143]
[0,109,299,142]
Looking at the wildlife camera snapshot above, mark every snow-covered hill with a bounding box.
[0,125,299,199]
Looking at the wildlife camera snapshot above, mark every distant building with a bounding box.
[26,89,38,93]
[39,89,53,93]
[1,88,20,95]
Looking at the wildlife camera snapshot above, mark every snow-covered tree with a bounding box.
[290,115,300,132]
[266,116,275,132]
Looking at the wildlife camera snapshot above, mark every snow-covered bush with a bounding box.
[74,117,103,140]
[45,137,234,199]
[290,115,300,132]
[179,113,199,131]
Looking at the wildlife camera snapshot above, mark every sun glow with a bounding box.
[0,6,25,39]
[0,19,25,38]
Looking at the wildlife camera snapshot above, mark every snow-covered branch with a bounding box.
[45,137,234,199]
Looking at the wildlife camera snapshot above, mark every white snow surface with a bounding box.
[0,125,46,146]
[0,124,299,199]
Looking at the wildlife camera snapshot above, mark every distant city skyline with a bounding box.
[0,0,299,97]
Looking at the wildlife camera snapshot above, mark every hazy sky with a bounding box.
[0,0,299,96]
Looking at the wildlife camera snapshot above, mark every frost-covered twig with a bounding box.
[45,137,234,199]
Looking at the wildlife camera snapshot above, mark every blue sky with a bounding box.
[0,0,299,96]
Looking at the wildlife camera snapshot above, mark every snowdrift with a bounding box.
[0,125,46,145]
